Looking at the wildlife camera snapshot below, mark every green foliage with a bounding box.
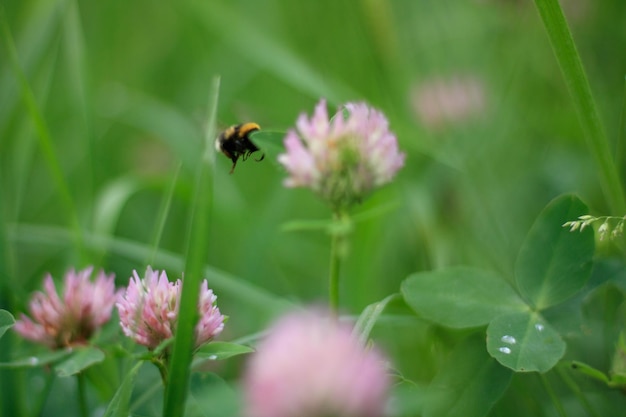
[515,195,594,309]
[248,130,286,172]
[352,293,399,345]
[570,360,626,389]
[402,195,596,385]
[164,76,220,417]
[193,342,254,362]
[423,335,513,417]
[532,0,626,214]
[55,347,106,377]
[402,267,528,328]
[102,362,142,417]
[0,348,72,369]
[486,312,565,372]
[0,310,14,339]
[186,373,241,417]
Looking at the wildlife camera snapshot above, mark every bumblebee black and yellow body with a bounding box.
[215,122,264,174]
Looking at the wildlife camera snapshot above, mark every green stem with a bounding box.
[556,365,601,417]
[539,373,567,417]
[0,9,84,254]
[153,356,169,387]
[328,219,341,314]
[162,76,220,417]
[76,374,88,417]
[129,379,162,414]
[0,166,23,417]
[147,162,182,266]
[617,76,626,187]
[328,210,351,314]
[532,0,626,214]
[153,355,169,412]
[31,372,55,417]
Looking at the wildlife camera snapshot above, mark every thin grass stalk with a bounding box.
[539,373,567,417]
[328,213,342,313]
[77,373,88,417]
[532,0,626,214]
[63,0,96,229]
[0,11,84,255]
[147,162,183,266]
[328,210,352,314]
[162,76,220,417]
[556,365,601,417]
[31,371,55,417]
[0,169,21,417]
[617,76,626,182]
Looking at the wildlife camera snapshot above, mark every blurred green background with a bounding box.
[1,0,626,415]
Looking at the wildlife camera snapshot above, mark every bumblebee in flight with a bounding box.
[215,122,265,173]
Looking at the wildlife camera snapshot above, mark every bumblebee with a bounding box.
[215,122,265,173]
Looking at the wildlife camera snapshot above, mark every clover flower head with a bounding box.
[278,99,404,210]
[116,267,224,349]
[243,309,390,417]
[410,75,486,131]
[14,267,119,348]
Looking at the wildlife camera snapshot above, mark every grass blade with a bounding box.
[163,76,220,417]
[0,9,83,252]
[63,0,96,224]
[352,293,399,346]
[532,0,626,214]
[617,76,626,181]
[102,362,142,417]
[147,162,183,266]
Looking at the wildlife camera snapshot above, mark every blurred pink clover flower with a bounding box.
[243,309,391,417]
[14,267,119,348]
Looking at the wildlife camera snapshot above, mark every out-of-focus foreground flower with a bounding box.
[278,99,404,211]
[14,267,119,348]
[243,309,390,417]
[117,268,224,350]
